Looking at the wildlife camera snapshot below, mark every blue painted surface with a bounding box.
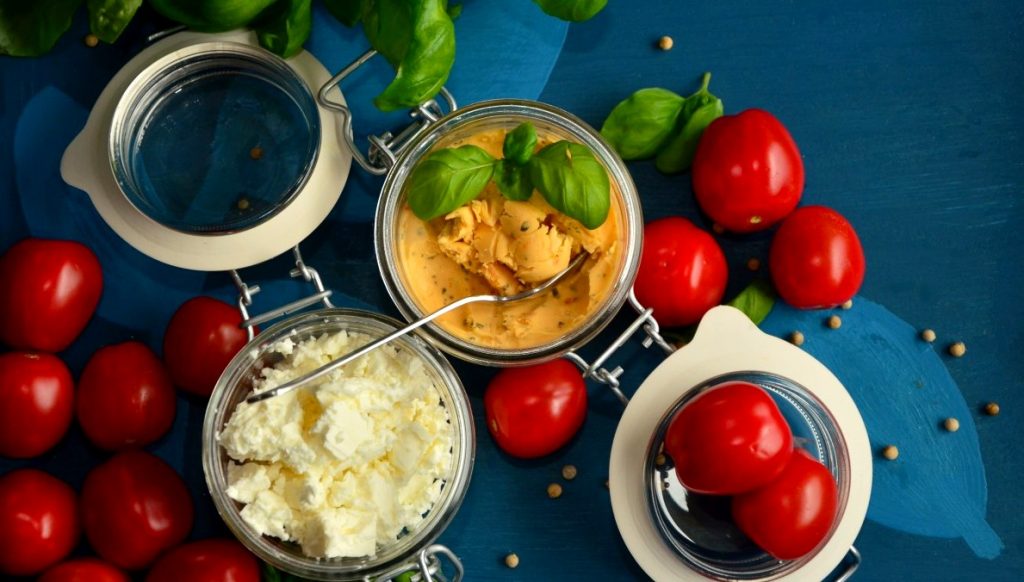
[1,1,1023,581]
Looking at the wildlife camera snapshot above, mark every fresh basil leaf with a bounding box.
[263,563,282,582]
[255,0,312,58]
[86,0,141,44]
[727,280,776,325]
[600,88,685,160]
[529,141,610,229]
[408,145,496,220]
[495,159,534,201]
[655,72,724,173]
[503,123,538,166]
[533,0,607,22]
[365,0,456,111]
[0,0,81,57]
[149,0,277,32]
[323,0,364,27]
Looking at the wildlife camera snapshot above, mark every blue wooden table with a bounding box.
[1,1,1021,580]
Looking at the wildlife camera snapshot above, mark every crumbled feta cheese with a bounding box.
[219,331,453,559]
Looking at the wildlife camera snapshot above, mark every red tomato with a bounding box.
[769,206,866,309]
[163,296,250,397]
[732,449,839,559]
[40,558,130,582]
[81,451,194,570]
[0,352,74,458]
[692,109,804,233]
[664,381,793,495]
[145,539,260,582]
[0,469,80,576]
[634,217,727,327]
[0,238,103,352]
[76,342,177,451]
[484,359,587,459]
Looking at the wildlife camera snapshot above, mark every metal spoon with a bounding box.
[245,252,590,404]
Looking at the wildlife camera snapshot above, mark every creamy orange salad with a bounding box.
[395,128,626,349]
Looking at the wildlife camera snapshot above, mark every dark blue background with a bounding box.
[2,1,1022,580]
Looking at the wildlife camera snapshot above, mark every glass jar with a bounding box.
[202,309,474,581]
[645,371,851,580]
[374,99,644,366]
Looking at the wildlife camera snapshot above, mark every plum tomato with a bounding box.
[39,559,130,582]
[663,381,793,495]
[0,469,80,576]
[76,341,177,451]
[634,217,728,327]
[0,352,74,458]
[732,449,839,560]
[484,359,587,459]
[81,451,194,570]
[145,539,260,582]
[0,238,103,352]
[163,296,251,397]
[692,109,804,233]
[769,206,866,309]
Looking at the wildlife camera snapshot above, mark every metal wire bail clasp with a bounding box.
[566,288,677,406]
[375,544,464,582]
[318,49,458,175]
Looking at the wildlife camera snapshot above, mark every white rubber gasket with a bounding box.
[609,306,871,581]
[60,30,351,272]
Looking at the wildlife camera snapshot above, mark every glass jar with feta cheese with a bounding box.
[203,309,473,581]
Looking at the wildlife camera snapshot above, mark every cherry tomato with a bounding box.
[769,206,866,309]
[163,296,251,397]
[692,109,804,233]
[484,359,587,459]
[633,217,727,327]
[145,539,261,582]
[0,469,80,576]
[81,451,194,570]
[76,342,177,451]
[40,558,130,582]
[0,352,74,458]
[732,449,839,559]
[0,238,103,352]
[664,381,793,495]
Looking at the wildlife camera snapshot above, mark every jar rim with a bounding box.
[201,308,475,580]
[374,99,644,366]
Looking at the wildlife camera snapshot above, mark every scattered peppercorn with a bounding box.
[746,258,761,271]
[983,402,1000,416]
[561,465,577,480]
[604,478,609,489]
[921,329,936,343]
[250,146,264,160]
[881,445,899,460]
[84,34,99,48]
[712,223,725,234]
[654,454,666,467]
[789,331,805,346]
[827,315,842,329]
[841,299,853,310]
[237,198,250,211]
[504,553,519,569]
[943,417,960,432]
[948,342,966,357]
[547,483,563,499]
[657,35,674,51]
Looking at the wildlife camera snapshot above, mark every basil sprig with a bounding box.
[600,73,724,174]
[407,122,611,229]
[727,280,776,325]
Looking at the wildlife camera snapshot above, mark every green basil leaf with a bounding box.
[323,0,364,27]
[254,0,312,58]
[365,0,455,111]
[408,145,496,220]
[533,0,607,22]
[727,280,776,325]
[529,141,610,229]
[494,159,534,201]
[655,98,723,174]
[86,0,141,44]
[149,0,276,32]
[600,88,685,160]
[263,563,282,582]
[503,122,538,166]
[0,0,81,57]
